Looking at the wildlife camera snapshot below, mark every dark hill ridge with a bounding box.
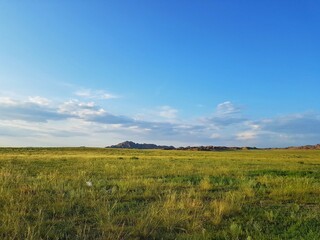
[106,141,175,150]
[287,144,320,150]
[106,141,320,151]
[106,141,255,151]
[176,146,257,151]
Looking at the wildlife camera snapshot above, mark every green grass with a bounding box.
[0,148,320,239]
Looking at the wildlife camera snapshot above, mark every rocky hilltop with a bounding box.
[106,141,175,150]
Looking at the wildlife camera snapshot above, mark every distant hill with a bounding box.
[176,146,257,151]
[106,141,256,151]
[106,141,175,150]
[287,144,320,150]
[106,141,320,151]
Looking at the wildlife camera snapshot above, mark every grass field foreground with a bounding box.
[0,148,320,239]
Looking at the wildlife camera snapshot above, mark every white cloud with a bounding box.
[216,101,241,115]
[158,106,178,119]
[134,106,179,123]
[0,97,16,105]
[260,113,320,135]
[28,96,51,106]
[74,89,118,100]
[203,101,246,127]
[0,97,70,122]
[210,133,221,139]
[0,96,320,148]
[58,99,106,118]
[236,131,257,140]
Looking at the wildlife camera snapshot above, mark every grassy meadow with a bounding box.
[0,148,320,239]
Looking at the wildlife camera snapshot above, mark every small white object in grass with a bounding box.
[86,181,93,187]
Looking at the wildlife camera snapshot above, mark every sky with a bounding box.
[0,0,319,147]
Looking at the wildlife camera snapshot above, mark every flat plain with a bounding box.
[0,148,319,239]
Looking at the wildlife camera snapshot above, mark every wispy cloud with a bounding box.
[236,131,257,140]
[28,96,51,106]
[0,97,70,122]
[259,113,320,135]
[74,89,118,100]
[134,105,179,123]
[58,100,106,118]
[216,101,241,116]
[203,101,246,127]
[0,97,319,147]
[157,106,178,119]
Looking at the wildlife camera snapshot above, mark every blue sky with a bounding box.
[0,1,319,147]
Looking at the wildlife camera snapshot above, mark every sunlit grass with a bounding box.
[0,148,319,239]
